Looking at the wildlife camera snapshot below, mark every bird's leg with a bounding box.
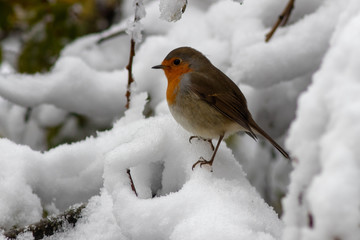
[206,139,215,151]
[189,136,215,151]
[192,135,224,171]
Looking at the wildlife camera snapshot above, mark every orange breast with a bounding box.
[163,62,192,105]
[166,76,181,105]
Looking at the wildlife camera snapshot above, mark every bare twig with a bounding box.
[125,39,138,195]
[124,0,146,197]
[127,168,138,196]
[182,0,188,14]
[4,204,86,239]
[97,30,126,45]
[265,0,295,42]
[125,0,145,109]
[125,38,136,109]
[125,42,137,196]
[307,212,314,228]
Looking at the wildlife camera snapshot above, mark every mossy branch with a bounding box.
[4,204,86,239]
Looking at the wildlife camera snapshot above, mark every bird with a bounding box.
[152,47,289,170]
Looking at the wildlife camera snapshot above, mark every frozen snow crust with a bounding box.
[1,0,359,239]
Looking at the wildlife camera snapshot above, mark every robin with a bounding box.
[152,47,289,170]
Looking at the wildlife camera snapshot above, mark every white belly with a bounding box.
[168,93,243,139]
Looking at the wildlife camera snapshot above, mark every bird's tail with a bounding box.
[249,119,290,159]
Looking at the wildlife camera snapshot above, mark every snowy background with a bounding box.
[0,0,359,239]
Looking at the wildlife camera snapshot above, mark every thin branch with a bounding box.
[125,38,136,110]
[265,0,295,42]
[127,168,138,196]
[96,30,126,45]
[124,0,145,197]
[125,40,138,196]
[182,0,188,14]
[4,204,86,239]
[307,212,314,228]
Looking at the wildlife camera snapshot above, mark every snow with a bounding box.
[126,0,146,43]
[159,0,187,22]
[0,93,282,239]
[283,2,360,239]
[228,0,343,88]
[0,57,127,120]
[0,0,359,239]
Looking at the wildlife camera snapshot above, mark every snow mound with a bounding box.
[0,93,282,239]
[283,1,360,239]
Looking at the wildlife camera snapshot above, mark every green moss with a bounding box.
[3,0,121,73]
[0,0,14,35]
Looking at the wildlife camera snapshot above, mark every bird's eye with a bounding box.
[173,59,181,65]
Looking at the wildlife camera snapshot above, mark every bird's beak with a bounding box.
[152,64,166,69]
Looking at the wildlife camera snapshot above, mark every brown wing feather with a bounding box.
[186,70,290,159]
[249,119,290,159]
[186,71,257,140]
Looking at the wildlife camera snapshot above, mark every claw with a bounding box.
[192,157,213,171]
[189,136,214,151]
[191,135,224,172]
[189,135,199,144]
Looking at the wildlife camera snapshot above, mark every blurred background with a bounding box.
[0,0,122,73]
[0,0,127,150]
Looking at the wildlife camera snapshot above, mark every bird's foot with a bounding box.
[189,135,201,143]
[189,136,215,151]
[192,157,213,171]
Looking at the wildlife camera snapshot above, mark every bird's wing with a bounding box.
[186,71,257,140]
[185,71,290,159]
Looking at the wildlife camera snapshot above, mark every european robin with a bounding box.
[152,47,289,170]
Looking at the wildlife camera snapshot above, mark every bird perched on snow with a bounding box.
[153,47,289,170]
